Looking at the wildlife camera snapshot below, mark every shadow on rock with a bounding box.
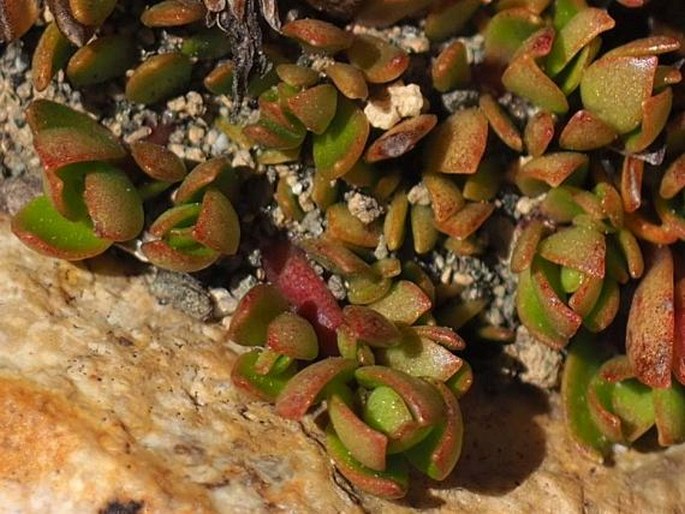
[405,380,549,508]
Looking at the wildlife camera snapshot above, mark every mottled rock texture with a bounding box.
[0,215,684,513]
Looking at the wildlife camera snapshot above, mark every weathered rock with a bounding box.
[0,215,684,513]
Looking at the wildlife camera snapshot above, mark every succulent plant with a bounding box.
[563,333,685,462]
[5,0,685,502]
[512,183,644,349]
[227,241,471,498]
[11,98,241,271]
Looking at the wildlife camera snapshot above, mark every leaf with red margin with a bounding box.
[405,381,463,480]
[275,357,358,419]
[325,427,408,499]
[328,395,388,471]
[626,245,674,389]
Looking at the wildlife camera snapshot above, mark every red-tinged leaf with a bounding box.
[83,164,143,241]
[299,237,371,276]
[516,267,568,349]
[141,239,218,272]
[342,305,402,348]
[324,62,369,100]
[424,108,488,175]
[366,115,438,163]
[0,0,39,42]
[583,279,620,333]
[484,8,543,64]
[276,64,319,88]
[11,195,111,260]
[32,22,73,92]
[402,261,436,305]
[594,182,624,228]
[175,157,239,204]
[422,173,464,223]
[130,140,187,182]
[282,18,354,54]
[369,280,432,325]
[502,55,569,114]
[511,219,545,273]
[538,225,606,278]
[140,0,206,27]
[520,152,588,188]
[148,203,200,237]
[581,55,658,134]
[40,161,89,220]
[326,428,408,500]
[620,156,644,213]
[275,357,358,419]
[660,154,685,199]
[266,311,319,361]
[624,211,679,245]
[432,40,471,93]
[263,241,344,355]
[478,93,523,152]
[411,325,465,351]
[204,61,234,95]
[313,96,370,180]
[405,382,463,480]
[27,100,125,171]
[546,8,615,77]
[445,360,473,399]
[287,84,338,135]
[411,203,439,255]
[125,52,193,105]
[627,245,675,389]
[616,229,644,279]
[228,284,289,347]
[587,371,624,443]
[569,274,603,318]
[231,349,297,402]
[192,189,240,255]
[355,366,445,428]
[625,87,673,153]
[524,111,555,157]
[604,36,681,59]
[328,395,388,471]
[377,329,463,382]
[559,110,618,151]
[434,202,495,240]
[511,26,555,61]
[66,33,137,87]
[599,355,636,383]
[530,259,583,341]
[326,203,381,248]
[362,384,429,452]
[562,333,612,463]
[347,34,409,84]
[653,382,685,446]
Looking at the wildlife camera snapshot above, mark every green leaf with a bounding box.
[313,96,370,179]
[562,332,612,462]
[11,195,111,260]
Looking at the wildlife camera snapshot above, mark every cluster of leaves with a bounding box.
[228,241,471,498]
[5,0,685,500]
[248,15,501,257]
[11,99,241,269]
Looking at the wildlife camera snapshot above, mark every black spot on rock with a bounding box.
[98,500,144,514]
